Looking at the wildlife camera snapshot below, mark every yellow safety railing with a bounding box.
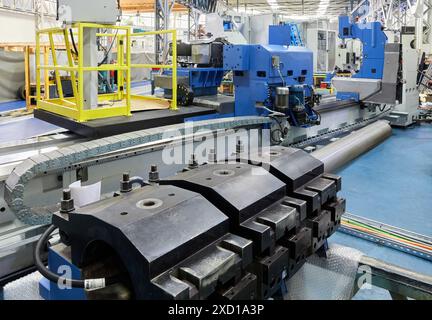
[130,29,177,111]
[24,45,50,110]
[36,23,132,122]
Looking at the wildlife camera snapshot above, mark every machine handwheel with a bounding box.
[177,84,194,107]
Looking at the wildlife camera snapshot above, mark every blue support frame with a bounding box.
[338,15,388,80]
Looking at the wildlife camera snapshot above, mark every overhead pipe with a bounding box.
[312,120,392,173]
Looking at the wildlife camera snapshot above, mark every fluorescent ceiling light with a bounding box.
[317,0,330,16]
[266,0,279,11]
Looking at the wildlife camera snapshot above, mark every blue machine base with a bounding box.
[336,92,360,102]
[39,245,86,300]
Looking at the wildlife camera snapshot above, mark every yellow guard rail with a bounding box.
[130,29,177,111]
[36,23,133,122]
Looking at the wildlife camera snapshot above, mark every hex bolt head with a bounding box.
[60,189,75,214]
[120,172,132,193]
[62,189,71,201]
[149,165,160,183]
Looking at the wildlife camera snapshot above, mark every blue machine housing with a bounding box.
[337,16,388,101]
[224,43,314,117]
[163,67,225,97]
[338,16,388,80]
[269,24,304,47]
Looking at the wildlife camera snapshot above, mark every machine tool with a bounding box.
[155,39,226,106]
[332,16,419,127]
[3,1,432,302]
[35,146,346,300]
[224,28,320,127]
[157,24,320,126]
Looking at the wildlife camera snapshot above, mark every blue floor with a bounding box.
[0,100,26,112]
[330,123,432,299]
[336,124,432,236]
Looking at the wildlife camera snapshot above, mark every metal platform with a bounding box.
[34,106,216,138]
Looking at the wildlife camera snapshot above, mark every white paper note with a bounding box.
[69,180,101,208]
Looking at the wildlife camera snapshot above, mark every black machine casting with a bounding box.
[39,146,346,300]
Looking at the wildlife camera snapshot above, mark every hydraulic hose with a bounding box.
[34,225,120,290]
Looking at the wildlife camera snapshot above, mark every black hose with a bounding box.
[34,225,120,290]
[69,29,78,56]
[269,115,286,145]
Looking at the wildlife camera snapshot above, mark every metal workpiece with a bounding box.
[4,116,270,225]
[312,120,392,173]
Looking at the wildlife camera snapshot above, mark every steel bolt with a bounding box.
[149,165,160,183]
[60,189,75,214]
[120,172,132,193]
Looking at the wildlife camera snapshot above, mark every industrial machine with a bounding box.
[155,39,226,106]
[332,16,419,127]
[225,24,320,128]
[332,16,402,104]
[35,146,346,300]
[157,24,319,126]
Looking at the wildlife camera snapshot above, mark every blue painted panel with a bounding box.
[164,68,224,97]
[39,247,86,300]
[224,45,250,71]
[269,25,292,46]
[338,15,387,79]
[227,43,314,117]
[0,100,26,112]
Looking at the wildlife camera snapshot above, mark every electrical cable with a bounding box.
[269,115,286,145]
[342,219,432,251]
[347,219,432,248]
[277,67,286,87]
[69,29,79,56]
[346,223,432,251]
[99,29,119,67]
[34,225,121,290]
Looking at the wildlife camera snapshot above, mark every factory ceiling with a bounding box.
[226,0,352,16]
[119,0,352,16]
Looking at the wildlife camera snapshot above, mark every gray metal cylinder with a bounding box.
[312,120,392,173]
[275,87,290,110]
